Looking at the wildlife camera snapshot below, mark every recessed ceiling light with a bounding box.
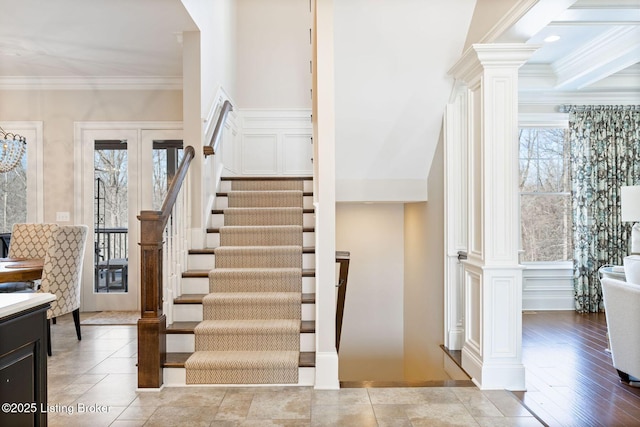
[544,35,561,43]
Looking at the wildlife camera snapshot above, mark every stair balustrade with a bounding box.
[335,251,350,352]
[137,145,194,388]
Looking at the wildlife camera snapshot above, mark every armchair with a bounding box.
[38,225,88,356]
[0,223,59,293]
[601,277,640,387]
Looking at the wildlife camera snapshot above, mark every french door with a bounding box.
[75,123,182,312]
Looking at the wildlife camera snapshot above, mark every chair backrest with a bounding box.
[8,223,59,259]
[601,277,640,379]
[39,225,88,319]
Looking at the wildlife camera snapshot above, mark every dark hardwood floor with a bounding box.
[516,311,640,427]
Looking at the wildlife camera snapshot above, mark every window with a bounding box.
[519,127,572,262]
[0,155,27,233]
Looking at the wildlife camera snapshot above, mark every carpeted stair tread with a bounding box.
[223,207,303,226]
[227,190,303,208]
[183,268,315,278]
[231,180,304,191]
[185,351,299,384]
[220,225,303,246]
[194,319,300,351]
[195,319,300,335]
[214,246,302,268]
[209,267,302,293]
[202,292,301,320]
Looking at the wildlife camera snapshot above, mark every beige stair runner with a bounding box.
[185,180,305,384]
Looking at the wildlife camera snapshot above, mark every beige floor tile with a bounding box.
[48,404,125,427]
[312,388,370,405]
[475,416,543,426]
[310,404,377,427]
[406,402,481,426]
[144,405,217,427]
[482,390,537,417]
[247,389,311,420]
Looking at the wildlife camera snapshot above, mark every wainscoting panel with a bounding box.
[242,134,278,174]
[283,134,312,175]
[230,109,313,177]
[522,264,574,310]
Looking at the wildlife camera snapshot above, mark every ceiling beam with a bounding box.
[552,26,640,90]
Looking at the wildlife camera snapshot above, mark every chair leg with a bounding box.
[46,319,52,357]
[52,317,56,325]
[72,308,82,341]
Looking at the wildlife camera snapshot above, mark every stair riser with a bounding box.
[167,332,316,353]
[180,276,316,294]
[210,213,315,228]
[173,303,315,322]
[215,196,314,210]
[163,367,315,387]
[188,252,315,270]
[219,180,313,193]
[206,231,314,247]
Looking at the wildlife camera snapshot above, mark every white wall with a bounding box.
[181,0,237,109]
[404,134,449,381]
[333,0,474,202]
[336,203,405,381]
[236,0,311,109]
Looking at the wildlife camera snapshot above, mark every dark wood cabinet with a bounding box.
[0,302,50,427]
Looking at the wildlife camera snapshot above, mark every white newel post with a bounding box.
[449,44,537,390]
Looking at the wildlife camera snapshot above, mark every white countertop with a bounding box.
[0,293,56,319]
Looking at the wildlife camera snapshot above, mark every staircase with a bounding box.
[163,176,315,385]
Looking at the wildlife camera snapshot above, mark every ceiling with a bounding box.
[0,0,196,88]
[0,0,637,99]
[511,0,640,102]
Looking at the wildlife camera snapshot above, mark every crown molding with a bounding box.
[449,44,539,84]
[519,89,640,105]
[0,76,183,91]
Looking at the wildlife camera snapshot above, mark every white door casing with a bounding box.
[74,122,182,312]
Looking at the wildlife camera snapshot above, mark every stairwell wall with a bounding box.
[404,131,448,381]
[335,202,405,381]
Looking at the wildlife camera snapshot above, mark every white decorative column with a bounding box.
[449,44,537,390]
[313,0,339,389]
[444,85,468,351]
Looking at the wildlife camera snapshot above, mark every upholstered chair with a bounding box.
[0,223,59,293]
[8,223,59,259]
[601,277,640,387]
[37,225,88,356]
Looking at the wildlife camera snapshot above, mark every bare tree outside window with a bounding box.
[94,148,128,228]
[519,128,573,262]
[0,156,27,233]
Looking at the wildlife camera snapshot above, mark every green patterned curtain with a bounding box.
[569,106,640,313]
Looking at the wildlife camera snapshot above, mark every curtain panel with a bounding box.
[568,106,640,313]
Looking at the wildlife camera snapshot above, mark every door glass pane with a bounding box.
[94,141,128,293]
[152,140,184,210]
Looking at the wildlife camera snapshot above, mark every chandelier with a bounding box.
[0,126,26,173]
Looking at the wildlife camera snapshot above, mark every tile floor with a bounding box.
[43,313,542,426]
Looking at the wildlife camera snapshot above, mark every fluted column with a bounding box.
[449,43,538,390]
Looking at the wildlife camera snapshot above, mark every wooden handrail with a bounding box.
[203,100,233,156]
[137,145,195,389]
[335,251,350,352]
